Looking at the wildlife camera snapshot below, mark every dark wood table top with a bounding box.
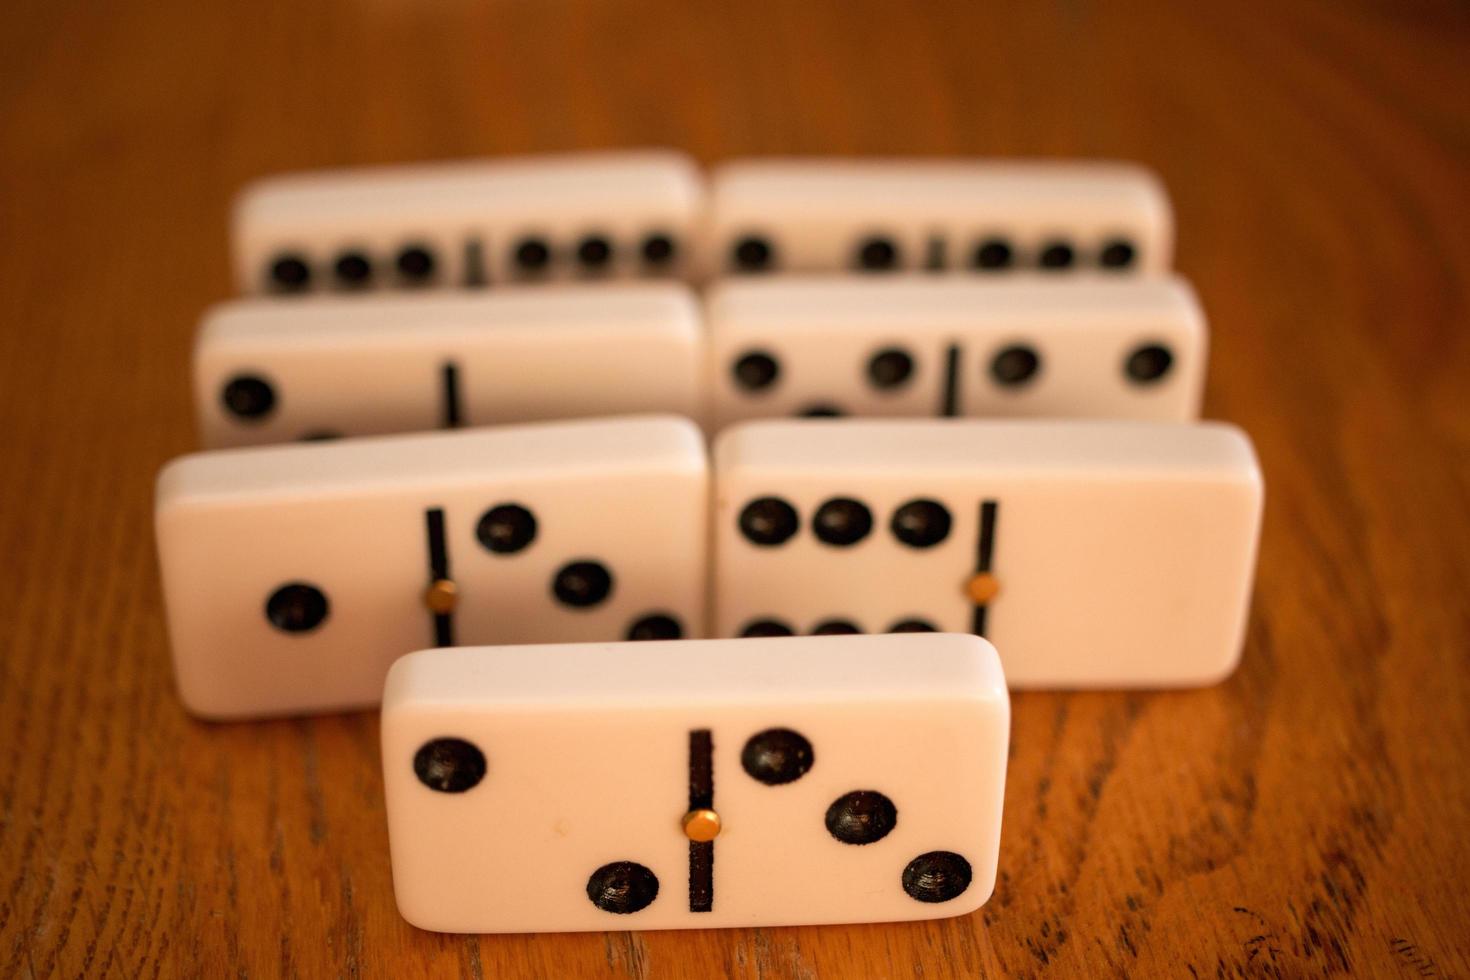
[3,1,1467,976]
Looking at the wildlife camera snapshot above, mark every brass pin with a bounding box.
[964,571,1000,606]
[682,808,721,842]
[424,578,458,615]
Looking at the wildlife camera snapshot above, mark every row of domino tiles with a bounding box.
[198,276,1207,448]
[157,415,1262,719]
[233,151,1173,293]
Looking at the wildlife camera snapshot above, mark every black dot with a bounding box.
[902,851,973,903]
[626,614,682,641]
[732,236,773,271]
[812,497,873,546]
[867,347,914,389]
[890,499,952,548]
[889,618,937,632]
[812,619,862,635]
[269,254,310,291]
[1099,239,1136,269]
[333,251,372,287]
[990,345,1041,386]
[825,790,898,844]
[738,497,799,546]
[972,239,1012,270]
[800,404,844,417]
[586,861,659,914]
[1125,343,1174,384]
[396,245,436,282]
[412,737,486,793]
[264,582,329,633]
[476,504,536,554]
[741,728,814,785]
[552,560,613,607]
[513,237,551,271]
[221,374,276,420]
[732,351,780,391]
[576,235,613,269]
[641,233,676,264]
[740,619,794,638]
[855,236,899,271]
[1038,241,1075,269]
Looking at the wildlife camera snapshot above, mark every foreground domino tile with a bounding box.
[382,634,1009,933]
[155,417,707,719]
[194,283,702,447]
[705,159,1172,277]
[712,420,1263,687]
[705,275,1206,428]
[232,150,703,294]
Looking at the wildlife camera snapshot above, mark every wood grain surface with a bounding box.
[2,1,1467,976]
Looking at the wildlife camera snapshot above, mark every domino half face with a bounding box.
[232,150,703,294]
[382,633,1009,933]
[713,420,1263,687]
[705,276,1206,428]
[155,416,707,719]
[194,283,702,447]
[706,159,1172,277]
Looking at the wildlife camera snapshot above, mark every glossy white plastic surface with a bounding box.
[705,275,1206,428]
[156,417,708,719]
[712,419,1262,687]
[382,634,1009,932]
[195,284,702,447]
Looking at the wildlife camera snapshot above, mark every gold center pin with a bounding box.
[424,578,458,615]
[682,808,721,842]
[965,572,1000,605]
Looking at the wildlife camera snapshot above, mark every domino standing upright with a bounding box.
[382,633,1009,932]
[705,276,1206,428]
[705,159,1172,277]
[194,284,702,447]
[232,150,703,294]
[155,416,708,718]
[712,419,1263,687]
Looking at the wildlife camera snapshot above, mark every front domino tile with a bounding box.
[194,283,702,448]
[382,633,1009,933]
[704,158,1172,277]
[704,275,1206,428]
[712,419,1263,688]
[155,416,707,719]
[232,149,703,295]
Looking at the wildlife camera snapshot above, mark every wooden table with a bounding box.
[3,1,1467,976]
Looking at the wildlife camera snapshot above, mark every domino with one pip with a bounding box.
[194,283,701,447]
[155,416,707,719]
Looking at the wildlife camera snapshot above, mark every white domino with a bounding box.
[712,419,1262,687]
[232,150,703,294]
[705,275,1206,428]
[705,159,1172,277]
[382,633,1009,933]
[194,283,702,448]
[155,416,707,719]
